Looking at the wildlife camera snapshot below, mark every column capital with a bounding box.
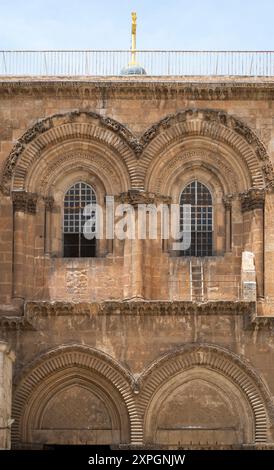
[43,196,55,211]
[223,194,234,209]
[12,191,38,214]
[240,188,265,212]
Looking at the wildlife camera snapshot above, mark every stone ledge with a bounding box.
[1,78,274,100]
[6,300,274,331]
[0,315,35,331]
[22,300,255,319]
[244,310,274,330]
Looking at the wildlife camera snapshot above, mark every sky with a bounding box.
[0,0,273,50]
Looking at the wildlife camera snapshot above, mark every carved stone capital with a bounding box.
[12,191,38,214]
[223,194,234,209]
[43,196,54,211]
[115,190,171,207]
[240,188,265,212]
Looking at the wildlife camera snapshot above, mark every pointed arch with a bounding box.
[12,344,142,447]
[137,343,273,445]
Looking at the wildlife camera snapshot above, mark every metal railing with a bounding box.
[1,50,274,76]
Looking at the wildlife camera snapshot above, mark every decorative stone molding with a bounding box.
[115,190,172,207]
[150,148,240,195]
[4,300,272,333]
[240,188,265,212]
[137,343,273,443]
[12,344,141,446]
[1,79,274,102]
[37,150,127,196]
[25,301,100,320]
[262,162,274,185]
[23,300,256,320]
[0,111,137,195]
[141,110,272,192]
[0,316,35,332]
[12,191,38,214]
[140,109,268,160]
[101,300,255,316]
[1,108,272,194]
[244,310,274,330]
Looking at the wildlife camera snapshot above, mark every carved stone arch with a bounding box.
[12,344,142,447]
[137,344,273,446]
[174,162,227,202]
[138,109,273,191]
[0,111,139,195]
[146,138,244,195]
[25,142,129,196]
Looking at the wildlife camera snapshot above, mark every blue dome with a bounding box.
[120,65,147,75]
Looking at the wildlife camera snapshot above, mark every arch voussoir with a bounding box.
[137,343,273,444]
[138,109,272,191]
[12,345,142,447]
[1,111,138,195]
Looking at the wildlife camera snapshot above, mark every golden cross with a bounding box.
[130,12,137,65]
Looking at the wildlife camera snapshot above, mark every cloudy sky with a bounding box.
[0,0,273,50]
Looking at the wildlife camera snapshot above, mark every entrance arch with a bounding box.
[138,344,272,448]
[12,345,138,448]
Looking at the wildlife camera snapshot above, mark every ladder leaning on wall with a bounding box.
[190,260,204,302]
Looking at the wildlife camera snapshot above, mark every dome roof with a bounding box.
[120,64,147,75]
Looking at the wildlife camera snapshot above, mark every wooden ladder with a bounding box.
[190,260,204,302]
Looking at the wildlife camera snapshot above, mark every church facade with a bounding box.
[1,75,274,449]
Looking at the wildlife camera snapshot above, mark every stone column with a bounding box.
[241,251,256,301]
[223,194,233,253]
[240,189,265,299]
[12,191,37,301]
[119,191,147,300]
[0,341,15,449]
[44,196,54,255]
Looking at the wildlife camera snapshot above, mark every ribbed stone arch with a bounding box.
[137,344,273,444]
[146,139,244,195]
[138,109,272,190]
[0,111,139,194]
[12,344,142,447]
[25,142,130,195]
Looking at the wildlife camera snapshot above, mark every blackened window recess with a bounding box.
[63,182,97,258]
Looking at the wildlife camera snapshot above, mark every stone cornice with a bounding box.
[12,191,38,213]
[244,310,274,330]
[0,315,35,331]
[1,78,274,101]
[2,300,274,331]
[23,300,255,320]
[240,188,265,212]
[115,190,172,206]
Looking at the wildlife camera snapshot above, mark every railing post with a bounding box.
[0,50,273,76]
[2,51,7,74]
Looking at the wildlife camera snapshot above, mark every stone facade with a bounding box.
[1,76,274,448]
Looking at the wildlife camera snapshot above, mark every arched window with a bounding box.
[63,182,96,258]
[180,181,213,257]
